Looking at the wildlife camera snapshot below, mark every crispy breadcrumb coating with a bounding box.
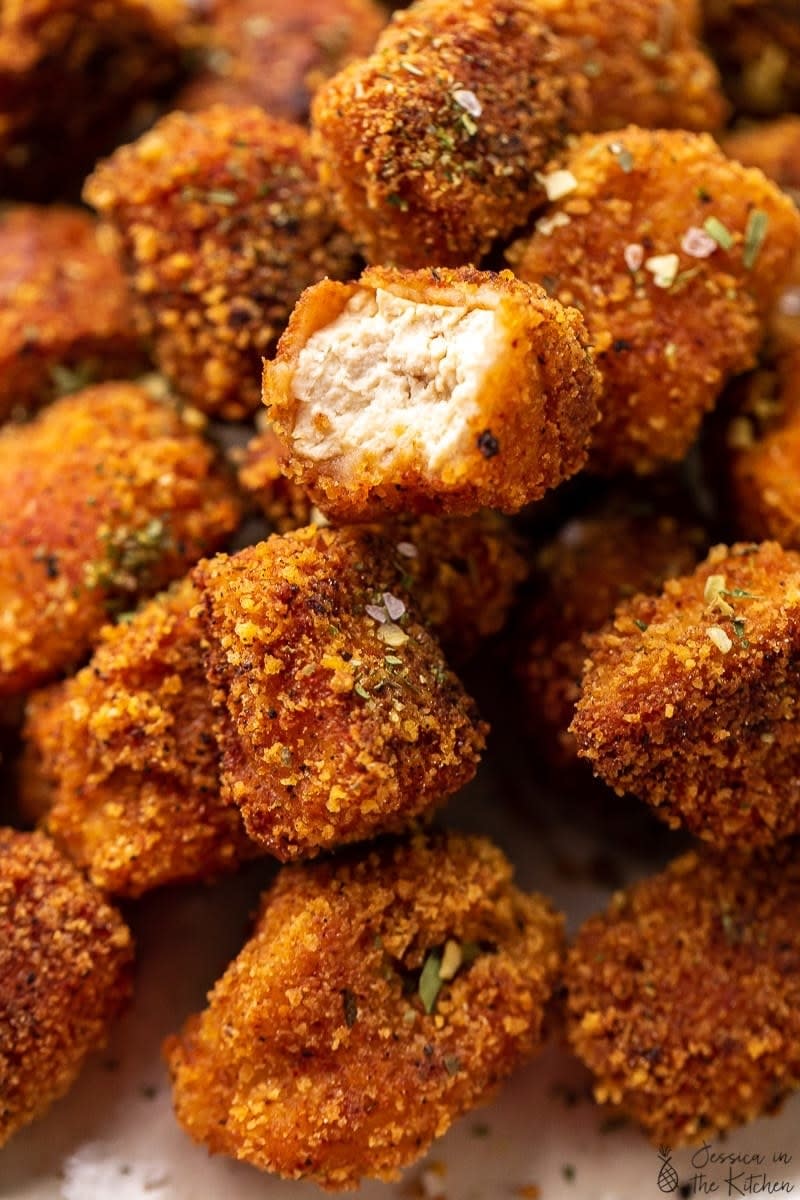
[0,829,133,1147]
[192,527,487,860]
[263,266,600,518]
[21,580,259,898]
[721,116,800,353]
[0,0,185,200]
[724,348,800,548]
[566,843,800,1145]
[236,434,529,660]
[0,205,145,424]
[507,127,800,475]
[310,0,588,267]
[84,105,358,419]
[165,831,564,1188]
[177,0,386,123]
[703,0,800,116]
[572,541,800,847]
[519,494,707,764]
[0,382,241,698]
[533,0,727,133]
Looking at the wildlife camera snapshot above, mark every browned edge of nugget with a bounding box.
[192,525,488,859]
[84,105,358,419]
[565,842,800,1145]
[0,828,134,1147]
[571,540,800,847]
[164,830,564,1188]
[263,266,601,520]
[20,578,260,898]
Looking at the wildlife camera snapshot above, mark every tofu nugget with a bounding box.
[263,266,601,519]
[0,382,241,697]
[566,843,800,1145]
[177,0,386,123]
[507,127,800,475]
[311,0,588,267]
[519,493,707,765]
[0,205,144,424]
[534,0,727,133]
[192,527,487,859]
[165,831,564,1188]
[0,0,185,200]
[21,580,258,898]
[0,829,133,1148]
[572,541,800,847]
[84,105,358,419]
[724,348,800,548]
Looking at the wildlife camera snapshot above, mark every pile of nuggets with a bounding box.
[4,0,800,1188]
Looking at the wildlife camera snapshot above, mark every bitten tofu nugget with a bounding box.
[21,580,258,898]
[263,267,601,519]
[192,526,487,859]
[310,0,588,267]
[177,0,386,123]
[0,829,133,1147]
[165,831,564,1188]
[519,493,707,765]
[84,105,357,419]
[0,382,241,697]
[572,541,800,848]
[566,843,800,1145]
[508,127,800,474]
[534,0,726,134]
[0,205,144,424]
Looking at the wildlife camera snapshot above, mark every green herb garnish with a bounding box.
[418,950,443,1014]
[743,210,769,269]
[703,216,734,250]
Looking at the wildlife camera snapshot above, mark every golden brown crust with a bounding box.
[724,348,800,547]
[177,0,386,123]
[519,495,707,764]
[566,844,800,1145]
[0,0,185,200]
[236,424,316,533]
[507,126,800,475]
[192,526,487,859]
[572,541,800,847]
[264,266,601,518]
[21,580,259,898]
[165,831,564,1188]
[310,0,588,267]
[0,829,134,1147]
[534,0,727,133]
[84,105,358,419]
[0,382,241,697]
[0,205,145,423]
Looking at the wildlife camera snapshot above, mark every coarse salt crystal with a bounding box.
[707,625,732,653]
[365,603,388,623]
[681,226,718,259]
[452,88,482,117]
[538,169,578,202]
[644,252,679,288]
[624,242,644,272]
[382,592,406,621]
[396,541,418,558]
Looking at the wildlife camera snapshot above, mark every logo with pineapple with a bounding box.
[657,1146,679,1193]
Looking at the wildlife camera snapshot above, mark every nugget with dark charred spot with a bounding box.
[21,580,259,898]
[566,843,800,1145]
[507,127,800,475]
[264,266,600,518]
[192,526,487,859]
[165,831,564,1188]
[177,0,386,123]
[535,0,727,133]
[572,541,800,847]
[0,205,145,424]
[84,105,358,419]
[519,493,708,765]
[0,829,133,1147]
[0,382,241,697]
[311,0,588,267]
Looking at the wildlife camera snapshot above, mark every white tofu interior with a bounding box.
[291,287,507,471]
